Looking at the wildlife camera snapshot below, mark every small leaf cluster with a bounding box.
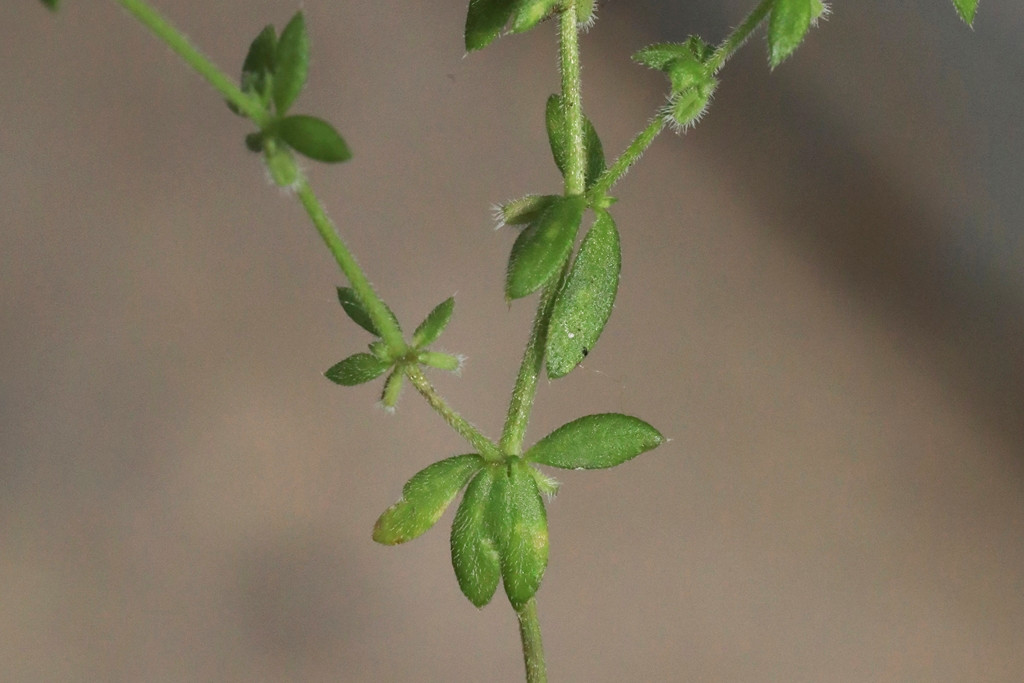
[228,12,350,186]
[325,288,460,410]
[464,0,597,52]
[497,94,620,378]
[633,37,718,131]
[373,414,663,608]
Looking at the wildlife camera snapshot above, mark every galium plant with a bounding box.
[36,0,982,679]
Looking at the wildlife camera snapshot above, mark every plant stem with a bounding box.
[503,4,588,680]
[404,366,501,461]
[517,598,547,683]
[499,268,566,455]
[558,2,586,197]
[705,0,775,74]
[114,0,268,125]
[588,113,668,200]
[294,180,406,353]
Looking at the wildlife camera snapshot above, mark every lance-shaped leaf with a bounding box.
[229,25,276,115]
[486,459,549,608]
[279,115,351,163]
[505,195,585,300]
[465,0,516,52]
[273,11,309,114]
[497,194,559,227]
[525,413,663,469]
[412,297,455,348]
[417,351,462,372]
[373,454,484,545]
[379,367,405,410]
[336,287,400,337]
[511,0,560,34]
[545,95,606,189]
[324,353,391,386]
[546,209,621,378]
[952,0,978,26]
[451,466,502,607]
[768,0,813,69]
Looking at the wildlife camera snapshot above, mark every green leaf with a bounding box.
[768,0,814,69]
[497,194,559,227]
[336,287,378,335]
[544,95,605,189]
[278,115,352,163]
[417,351,462,372]
[40,0,60,12]
[632,42,695,72]
[465,0,516,52]
[451,466,502,607]
[324,353,391,386]
[546,209,620,378]
[576,0,597,26]
[373,454,484,545]
[525,413,663,469]
[380,367,405,410]
[505,195,585,300]
[666,77,717,131]
[486,459,549,609]
[412,297,455,348]
[511,0,560,33]
[336,287,400,337]
[230,25,277,116]
[952,0,978,26]
[273,11,309,114]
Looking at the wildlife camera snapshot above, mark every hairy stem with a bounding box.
[517,598,547,683]
[559,3,587,197]
[499,266,566,455]
[706,0,775,74]
[115,0,268,125]
[588,113,668,200]
[294,181,406,352]
[404,366,501,461]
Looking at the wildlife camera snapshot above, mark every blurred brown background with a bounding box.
[2,1,1023,680]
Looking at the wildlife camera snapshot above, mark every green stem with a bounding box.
[705,0,775,74]
[517,598,547,683]
[114,0,268,125]
[587,113,668,200]
[404,366,501,461]
[294,180,406,352]
[499,268,566,455]
[558,3,586,197]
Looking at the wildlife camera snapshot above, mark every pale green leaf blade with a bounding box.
[373,454,484,545]
[525,413,663,469]
[546,210,620,378]
[451,466,502,607]
[511,0,560,33]
[952,0,978,26]
[412,297,455,348]
[465,0,515,52]
[505,195,585,300]
[486,459,549,609]
[497,194,559,227]
[324,353,391,386]
[545,94,569,179]
[273,11,309,114]
[768,0,813,69]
